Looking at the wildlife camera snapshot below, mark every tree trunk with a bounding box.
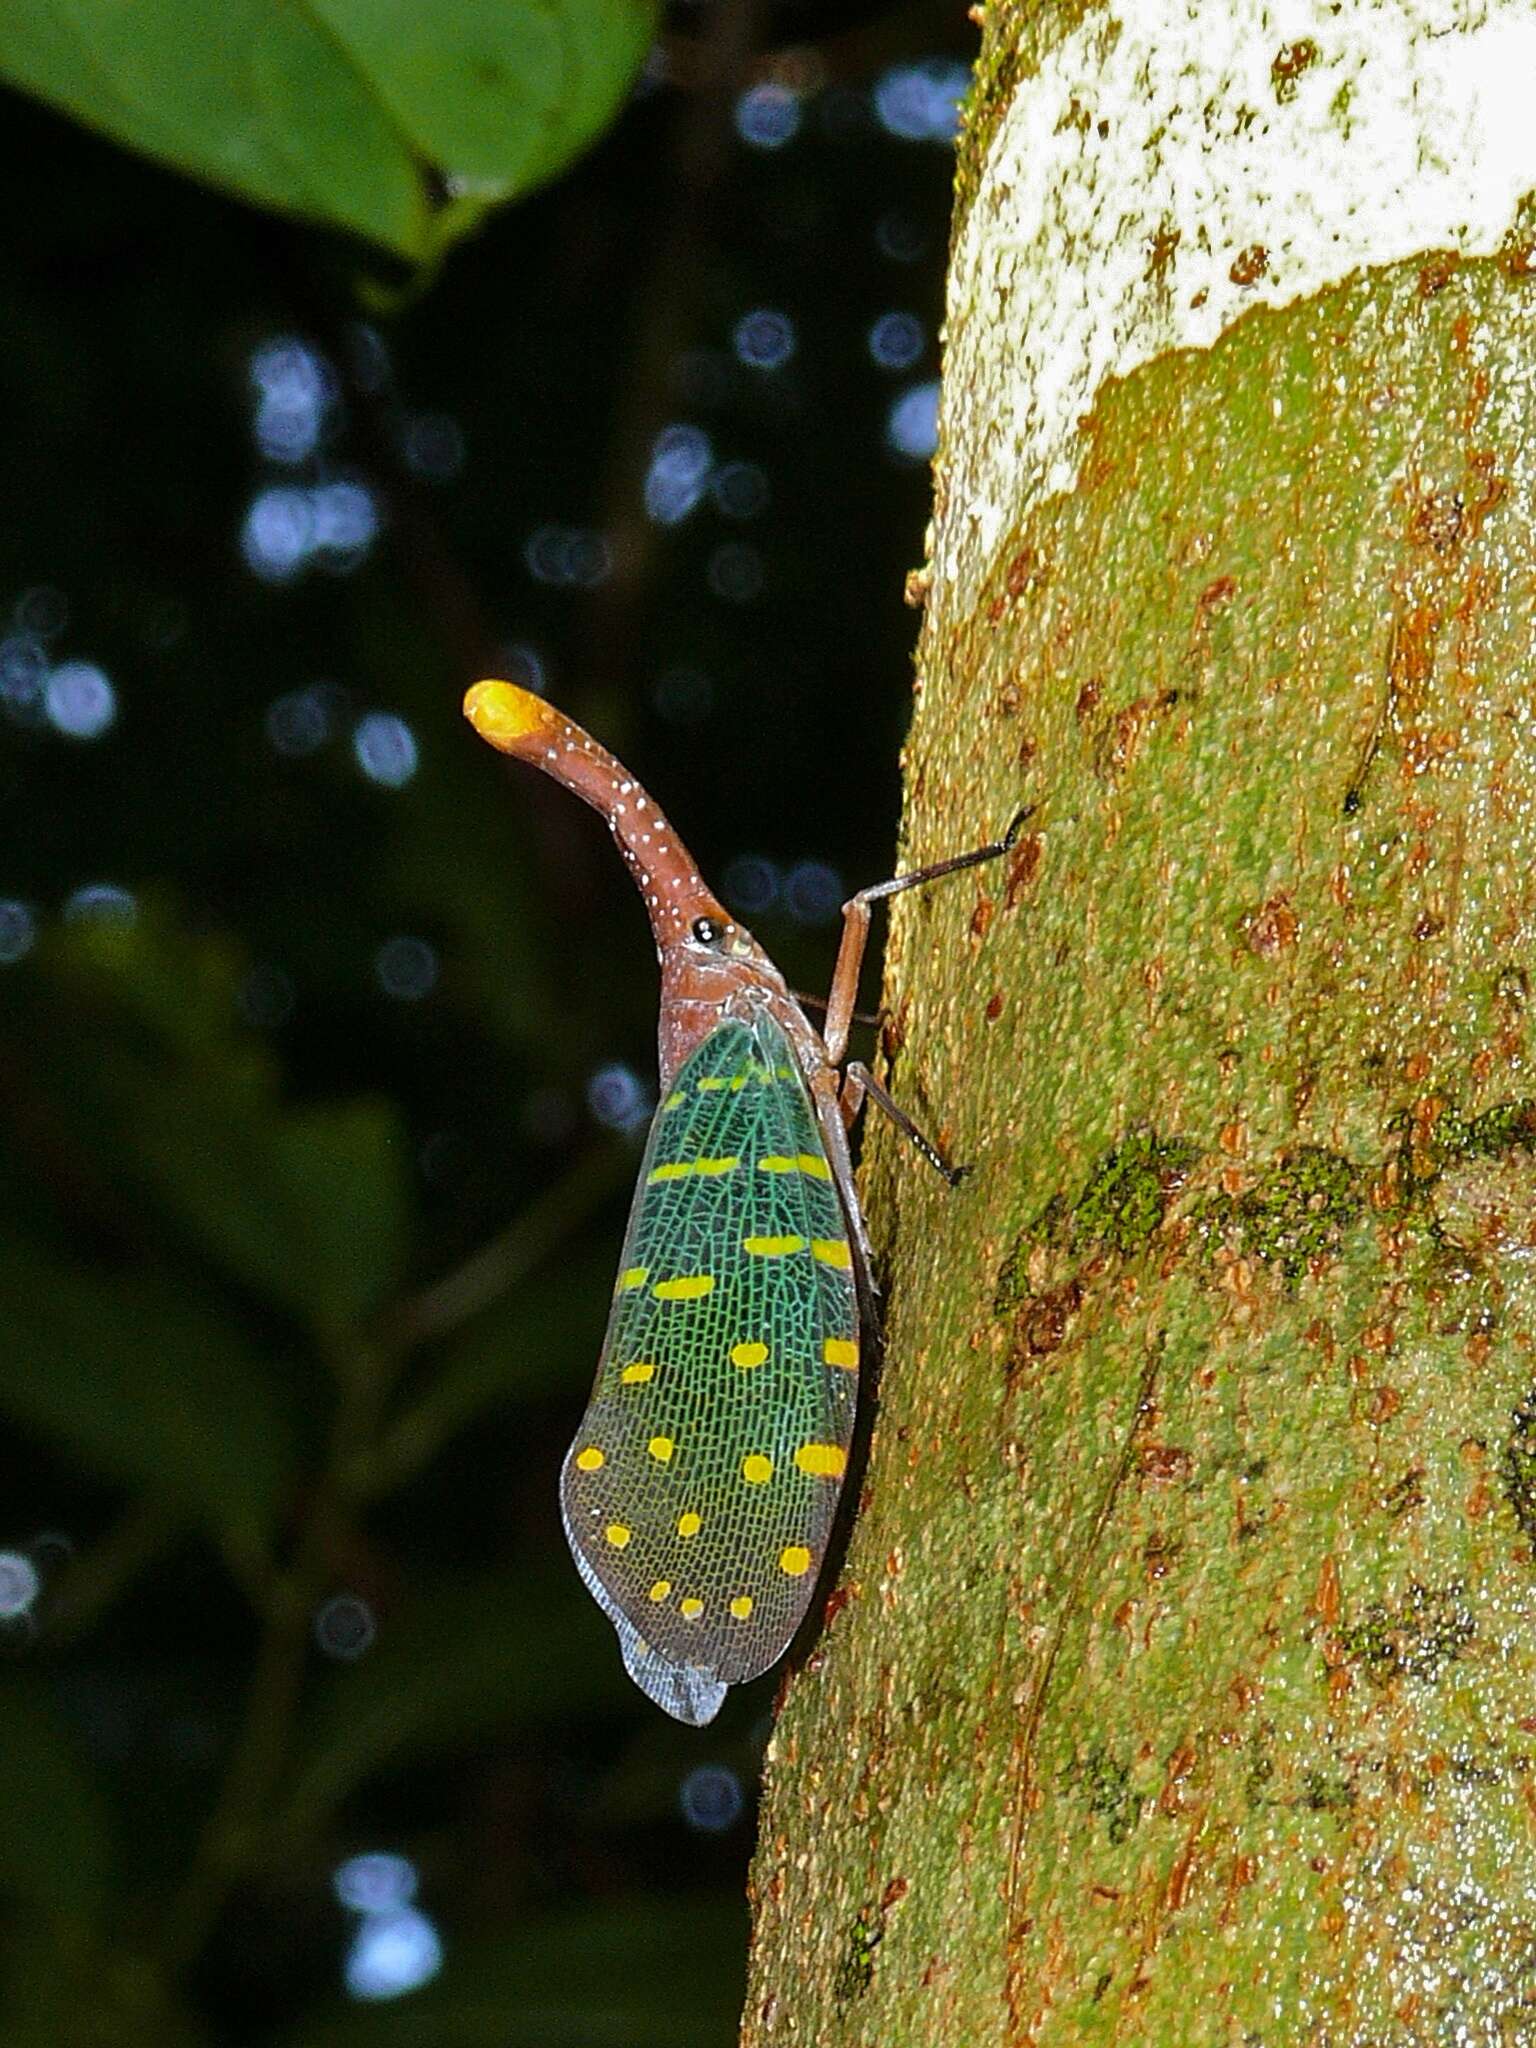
[745,4,1536,2041]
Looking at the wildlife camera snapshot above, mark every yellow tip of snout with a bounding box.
[463,679,552,749]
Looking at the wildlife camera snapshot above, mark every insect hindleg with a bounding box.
[841,1060,969,1187]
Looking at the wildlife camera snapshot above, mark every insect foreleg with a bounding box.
[821,804,1037,1064]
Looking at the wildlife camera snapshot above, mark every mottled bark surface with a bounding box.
[745,5,1536,2043]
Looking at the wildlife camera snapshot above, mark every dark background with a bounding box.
[0,5,972,2040]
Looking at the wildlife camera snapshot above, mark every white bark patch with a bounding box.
[937,0,1536,605]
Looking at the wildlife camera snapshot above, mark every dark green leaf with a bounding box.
[374,1248,613,1487]
[0,0,657,262]
[0,1911,209,2048]
[281,1572,619,1838]
[0,1240,297,1556]
[0,1678,112,1912]
[7,911,409,1331]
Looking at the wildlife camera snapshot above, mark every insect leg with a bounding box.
[843,1061,970,1187]
[813,1068,877,1281]
[821,804,1038,1064]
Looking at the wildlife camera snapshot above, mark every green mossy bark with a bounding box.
[744,32,1536,2048]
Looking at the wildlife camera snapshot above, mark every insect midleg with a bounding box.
[841,1060,969,1186]
[811,1065,876,1279]
[820,803,1039,1064]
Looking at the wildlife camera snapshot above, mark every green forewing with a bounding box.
[560,1005,858,1723]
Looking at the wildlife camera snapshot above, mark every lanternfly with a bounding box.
[464,679,1026,1725]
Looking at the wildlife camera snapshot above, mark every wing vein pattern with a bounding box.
[560,1003,857,1720]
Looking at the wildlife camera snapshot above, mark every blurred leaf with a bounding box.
[0,1239,297,1557]
[374,1247,613,1488]
[281,1572,618,1838]
[0,0,657,263]
[5,910,409,1331]
[0,1912,208,2048]
[283,1898,747,2048]
[0,1678,112,1912]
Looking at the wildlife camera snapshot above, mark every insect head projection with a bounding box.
[464,678,1023,1726]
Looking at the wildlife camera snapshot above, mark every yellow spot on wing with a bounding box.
[664,1091,686,1110]
[795,1443,847,1478]
[648,1435,675,1463]
[649,1580,672,1603]
[677,1511,702,1538]
[731,1340,769,1369]
[653,1274,714,1300]
[680,1596,705,1620]
[779,1545,812,1577]
[823,1338,858,1370]
[741,1453,773,1485]
[730,1595,753,1620]
[574,1446,604,1472]
[648,1156,739,1183]
[743,1234,807,1257]
[758,1153,832,1180]
[697,1077,728,1093]
[621,1361,655,1384]
[812,1238,852,1270]
[605,1523,632,1549]
[617,1266,648,1292]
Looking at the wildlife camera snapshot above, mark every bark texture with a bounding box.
[745,3,1536,2043]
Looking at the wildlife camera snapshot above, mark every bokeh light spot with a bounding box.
[875,209,927,263]
[344,1908,443,2002]
[310,480,379,563]
[874,59,969,143]
[63,884,137,927]
[238,964,295,1030]
[0,901,36,964]
[0,1551,40,1619]
[45,661,116,740]
[353,713,419,789]
[0,634,48,722]
[241,487,314,583]
[732,309,796,371]
[497,643,546,694]
[734,82,801,149]
[249,337,332,464]
[785,860,845,926]
[709,461,769,520]
[679,1763,744,1833]
[400,412,465,482]
[721,855,779,917]
[868,311,925,371]
[706,542,764,604]
[644,423,713,527]
[885,380,941,462]
[375,936,439,1002]
[313,1593,376,1660]
[587,1061,651,1135]
[525,526,613,589]
[14,586,67,639]
[265,685,334,757]
[334,1852,418,1915]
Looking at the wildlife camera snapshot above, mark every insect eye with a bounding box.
[691,916,723,946]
